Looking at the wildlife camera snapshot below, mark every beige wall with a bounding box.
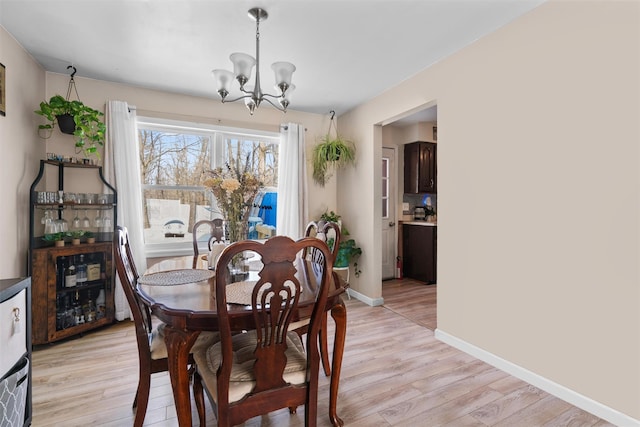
[0,25,45,278]
[339,0,639,422]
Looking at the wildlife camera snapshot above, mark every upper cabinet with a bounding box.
[404,141,437,194]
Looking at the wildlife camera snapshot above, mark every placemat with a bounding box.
[139,269,214,286]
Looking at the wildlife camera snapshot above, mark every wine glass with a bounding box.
[82,210,91,228]
[94,210,102,228]
[102,212,112,229]
[59,211,69,232]
[72,210,81,229]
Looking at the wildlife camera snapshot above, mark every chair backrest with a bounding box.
[214,236,333,425]
[114,226,154,358]
[192,219,225,268]
[304,220,341,265]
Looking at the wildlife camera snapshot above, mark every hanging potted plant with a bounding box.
[312,111,356,186]
[34,66,106,158]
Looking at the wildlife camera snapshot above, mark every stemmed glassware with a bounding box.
[94,210,103,228]
[82,210,91,228]
[72,210,81,229]
[102,212,112,229]
[59,211,69,232]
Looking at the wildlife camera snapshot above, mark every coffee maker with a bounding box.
[413,206,426,220]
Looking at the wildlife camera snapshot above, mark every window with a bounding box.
[137,117,279,257]
[382,156,389,218]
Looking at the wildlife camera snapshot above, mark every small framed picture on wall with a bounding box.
[0,63,5,116]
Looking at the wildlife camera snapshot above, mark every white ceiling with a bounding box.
[0,0,544,124]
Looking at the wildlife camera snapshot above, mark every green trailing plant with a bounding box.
[312,111,356,186]
[312,135,356,186]
[34,95,106,157]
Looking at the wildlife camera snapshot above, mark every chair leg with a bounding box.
[132,370,151,427]
[193,370,206,427]
[319,312,331,376]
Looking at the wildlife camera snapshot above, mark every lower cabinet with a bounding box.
[31,242,114,345]
[402,224,437,284]
[0,277,32,427]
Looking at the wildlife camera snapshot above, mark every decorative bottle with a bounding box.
[65,257,77,288]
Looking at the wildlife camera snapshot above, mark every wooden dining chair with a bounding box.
[299,220,342,376]
[192,219,225,268]
[192,236,334,427]
[114,226,219,427]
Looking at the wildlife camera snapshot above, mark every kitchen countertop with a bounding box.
[400,220,437,227]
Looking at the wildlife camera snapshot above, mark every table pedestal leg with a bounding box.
[329,298,346,427]
[163,325,199,427]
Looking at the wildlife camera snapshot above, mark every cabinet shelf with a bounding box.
[28,160,117,345]
[57,280,107,294]
[34,203,115,209]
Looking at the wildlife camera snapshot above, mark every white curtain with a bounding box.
[276,123,308,239]
[104,100,147,321]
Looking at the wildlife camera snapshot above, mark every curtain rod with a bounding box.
[280,124,307,131]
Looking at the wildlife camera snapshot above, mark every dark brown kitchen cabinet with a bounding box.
[404,141,437,194]
[402,224,436,284]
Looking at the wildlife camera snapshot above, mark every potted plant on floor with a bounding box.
[319,210,362,276]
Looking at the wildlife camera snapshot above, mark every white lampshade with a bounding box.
[211,69,234,93]
[271,61,296,88]
[230,53,256,82]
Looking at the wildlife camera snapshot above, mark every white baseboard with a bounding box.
[434,329,639,427]
[347,288,384,306]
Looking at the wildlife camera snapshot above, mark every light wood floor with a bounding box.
[31,279,614,426]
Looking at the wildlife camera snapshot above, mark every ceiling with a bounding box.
[0,0,544,124]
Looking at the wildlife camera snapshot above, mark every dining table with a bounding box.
[138,254,347,427]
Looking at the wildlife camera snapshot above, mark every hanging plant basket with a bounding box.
[33,66,106,157]
[312,110,356,186]
[56,113,76,134]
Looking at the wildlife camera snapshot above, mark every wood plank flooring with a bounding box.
[31,279,614,426]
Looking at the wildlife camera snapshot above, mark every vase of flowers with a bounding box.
[203,160,262,243]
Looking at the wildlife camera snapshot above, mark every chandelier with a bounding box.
[212,8,296,115]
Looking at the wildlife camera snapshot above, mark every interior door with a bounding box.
[381,147,396,279]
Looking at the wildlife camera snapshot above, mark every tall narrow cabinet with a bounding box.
[28,160,117,344]
[0,277,32,426]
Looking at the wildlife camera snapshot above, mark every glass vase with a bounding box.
[225,220,248,243]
